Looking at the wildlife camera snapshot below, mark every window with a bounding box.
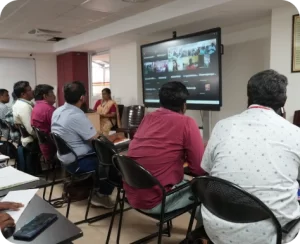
[91,53,110,106]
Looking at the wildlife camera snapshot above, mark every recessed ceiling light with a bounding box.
[122,0,149,2]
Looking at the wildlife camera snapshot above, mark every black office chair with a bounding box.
[118,104,124,122]
[117,105,145,138]
[32,127,62,202]
[92,136,131,244]
[112,154,197,244]
[188,176,300,244]
[0,119,11,141]
[51,132,98,225]
[4,121,20,145]
[15,124,41,175]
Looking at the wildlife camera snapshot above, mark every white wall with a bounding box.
[0,52,57,89]
[270,4,299,122]
[211,38,271,126]
[110,42,143,106]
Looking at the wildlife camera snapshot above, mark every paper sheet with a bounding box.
[1,189,38,222]
[0,166,39,190]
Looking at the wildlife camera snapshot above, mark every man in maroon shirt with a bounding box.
[31,85,56,161]
[126,81,206,217]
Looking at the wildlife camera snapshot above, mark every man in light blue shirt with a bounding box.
[51,81,115,208]
[0,89,10,139]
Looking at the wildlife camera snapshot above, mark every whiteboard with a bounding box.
[0,58,36,106]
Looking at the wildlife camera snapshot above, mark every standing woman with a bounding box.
[93,88,121,136]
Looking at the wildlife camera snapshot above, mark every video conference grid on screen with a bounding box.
[142,31,221,108]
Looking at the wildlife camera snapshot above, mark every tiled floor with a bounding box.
[38,184,193,244]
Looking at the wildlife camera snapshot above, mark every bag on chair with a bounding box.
[62,174,94,202]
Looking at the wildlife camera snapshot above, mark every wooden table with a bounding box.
[8,195,83,244]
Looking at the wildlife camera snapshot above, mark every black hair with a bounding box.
[247,69,288,110]
[102,88,112,99]
[159,81,189,113]
[13,81,30,98]
[102,88,111,95]
[0,89,8,96]
[11,92,17,101]
[34,84,54,101]
[64,81,86,105]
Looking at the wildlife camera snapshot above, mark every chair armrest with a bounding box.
[282,217,300,234]
[116,128,133,133]
[166,181,192,196]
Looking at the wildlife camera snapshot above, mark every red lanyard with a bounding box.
[248,105,271,110]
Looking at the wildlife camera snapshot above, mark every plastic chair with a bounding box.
[4,121,20,145]
[189,176,300,244]
[32,127,62,202]
[92,137,132,244]
[0,119,10,141]
[117,105,145,138]
[51,132,98,225]
[112,154,197,244]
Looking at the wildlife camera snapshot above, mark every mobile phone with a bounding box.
[13,213,57,241]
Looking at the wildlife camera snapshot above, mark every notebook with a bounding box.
[0,166,39,190]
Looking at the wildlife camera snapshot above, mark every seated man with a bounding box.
[31,85,56,161]
[13,81,40,174]
[12,81,35,148]
[201,70,300,244]
[0,89,10,139]
[51,81,116,208]
[126,81,206,215]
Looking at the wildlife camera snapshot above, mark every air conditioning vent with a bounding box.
[47,37,65,42]
[28,28,62,35]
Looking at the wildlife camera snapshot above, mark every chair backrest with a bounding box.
[0,119,10,140]
[16,124,31,138]
[112,154,162,190]
[127,105,145,128]
[192,176,282,243]
[51,132,76,158]
[118,104,125,121]
[32,127,50,145]
[294,110,300,127]
[92,136,117,166]
[5,121,19,134]
[0,119,9,131]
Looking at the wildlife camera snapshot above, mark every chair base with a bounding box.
[87,207,132,225]
[130,227,170,244]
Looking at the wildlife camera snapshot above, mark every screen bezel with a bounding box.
[140,27,222,111]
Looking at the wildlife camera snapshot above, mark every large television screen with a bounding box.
[141,28,222,110]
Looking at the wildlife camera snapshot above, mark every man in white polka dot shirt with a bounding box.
[201,70,300,244]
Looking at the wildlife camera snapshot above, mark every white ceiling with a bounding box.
[0,0,175,42]
[0,0,294,54]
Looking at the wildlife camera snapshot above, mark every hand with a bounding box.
[0,213,15,230]
[0,202,24,211]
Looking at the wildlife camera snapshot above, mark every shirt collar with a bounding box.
[64,102,83,113]
[35,100,50,106]
[18,98,34,107]
[248,104,274,111]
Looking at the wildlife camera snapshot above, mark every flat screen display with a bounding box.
[141,28,222,110]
